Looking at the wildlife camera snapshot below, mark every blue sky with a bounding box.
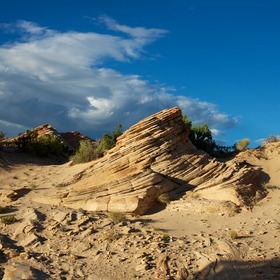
[0,0,279,147]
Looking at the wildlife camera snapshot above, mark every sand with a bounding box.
[0,145,279,279]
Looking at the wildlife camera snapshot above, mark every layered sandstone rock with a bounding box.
[56,107,263,214]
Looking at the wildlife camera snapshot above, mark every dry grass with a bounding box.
[104,228,122,242]
[157,193,170,205]
[108,211,125,224]
[0,215,17,225]
[236,138,250,151]
[228,230,238,240]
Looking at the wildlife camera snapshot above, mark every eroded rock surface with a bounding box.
[52,107,264,214]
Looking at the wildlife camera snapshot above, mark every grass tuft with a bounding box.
[157,193,170,205]
[0,215,17,225]
[228,230,238,240]
[108,211,125,224]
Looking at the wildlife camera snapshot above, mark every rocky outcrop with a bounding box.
[14,124,60,139]
[5,124,95,150]
[60,131,96,150]
[54,107,263,214]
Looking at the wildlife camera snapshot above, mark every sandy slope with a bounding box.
[0,144,279,279]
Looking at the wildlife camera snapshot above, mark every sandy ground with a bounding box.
[0,147,279,279]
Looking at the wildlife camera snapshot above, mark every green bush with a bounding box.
[16,130,38,151]
[108,211,125,224]
[71,124,123,164]
[15,130,64,157]
[235,138,250,151]
[93,133,115,157]
[71,135,115,164]
[28,134,64,157]
[0,215,17,225]
[71,140,96,164]
[182,115,235,157]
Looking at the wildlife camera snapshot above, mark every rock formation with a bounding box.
[50,107,264,214]
[5,124,95,150]
[60,131,96,150]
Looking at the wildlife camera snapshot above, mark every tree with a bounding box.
[111,124,122,142]
[182,114,235,157]
[190,124,216,154]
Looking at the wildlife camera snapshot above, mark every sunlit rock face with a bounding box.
[58,107,262,214]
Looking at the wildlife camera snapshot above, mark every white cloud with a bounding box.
[0,17,237,138]
[210,129,222,136]
[99,15,168,40]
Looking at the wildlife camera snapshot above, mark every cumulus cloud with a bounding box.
[0,17,237,138]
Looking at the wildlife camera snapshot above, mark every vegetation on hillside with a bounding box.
[1,114,279,161]
[182,115,257,157]
[183,115,236,157]
[15,130,65,157]
[71,124,122,164]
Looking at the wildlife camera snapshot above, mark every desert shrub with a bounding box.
[16,130,38,151]
[212,144,236,158]
[39,134,64,155]
[71,140,96,164]
[162,233,170,241]
[55,182,69,189]
[0,215,17,225]
[189,123,216,154]
[111,124,122,142]
[228,230,238,240]
[93,133,115,158]
[265,135,279,144]
[182,115,235,157]
[235,138,250,151]
[71,124,123,164]
[108,211,125,224]
[157,193,170,205]
[15,130,64,157]
[28,134,64,157]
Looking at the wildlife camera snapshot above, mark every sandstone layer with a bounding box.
[48,107,264,214]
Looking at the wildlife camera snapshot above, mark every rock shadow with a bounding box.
[0,148,69,169]
[196,258,280,280]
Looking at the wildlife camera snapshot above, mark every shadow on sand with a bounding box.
[195,257,280,280]
[0,148,68,169]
